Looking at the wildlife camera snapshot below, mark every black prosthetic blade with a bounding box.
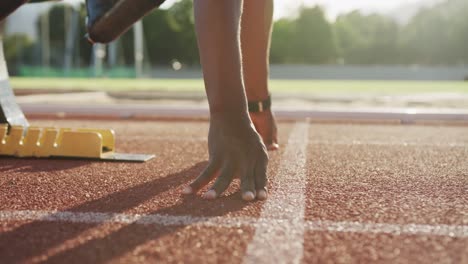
[87,0,166,43]
[0,0,29,22]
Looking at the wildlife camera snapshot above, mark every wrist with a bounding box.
[209,103,249,116]
[246,89,270,102]
[209,111,253,132]
[210,109,250,121]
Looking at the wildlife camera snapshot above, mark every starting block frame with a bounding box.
[0,22,154,162]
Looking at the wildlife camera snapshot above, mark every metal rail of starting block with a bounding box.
[0,31,154,162]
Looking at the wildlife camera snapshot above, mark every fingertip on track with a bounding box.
[242,191,256,201]
[182,186,193,195]
[256,190,268,200]
[181,187,267,201]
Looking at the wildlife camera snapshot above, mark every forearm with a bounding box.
[189,0,270,201]
[194,0,248,115]
[241,0,274,101]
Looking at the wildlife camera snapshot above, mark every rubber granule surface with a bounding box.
[0,120,466,263]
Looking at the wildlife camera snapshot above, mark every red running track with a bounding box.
[0,119,467,263]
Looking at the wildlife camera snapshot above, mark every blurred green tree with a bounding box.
[165,0,198,65]
[3,34,34,74]
[122,0,199,66]
[270,18,295,63]
[292,6,337,64]
[400,0,468,65]
[334,11,400,64]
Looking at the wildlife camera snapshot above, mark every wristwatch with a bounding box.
[248,95,271,113]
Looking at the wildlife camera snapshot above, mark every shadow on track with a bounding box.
[0,161,250,263]
[44,194,249,263]
[0,158,90,173]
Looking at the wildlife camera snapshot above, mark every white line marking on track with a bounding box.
[126,135,466,148]
[305,220,468,238]
[243,121,310,264]
[308,140,467,148]
[1,210,466,238]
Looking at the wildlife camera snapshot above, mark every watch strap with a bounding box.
[248,95,271,113]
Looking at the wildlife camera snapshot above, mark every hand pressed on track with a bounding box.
[250,109,279,151]
[182,113,269,201]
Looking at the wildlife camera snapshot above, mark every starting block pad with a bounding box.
[0,125,154,162]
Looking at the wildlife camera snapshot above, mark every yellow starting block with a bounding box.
[0,36,154,162]
[0,125,154,162]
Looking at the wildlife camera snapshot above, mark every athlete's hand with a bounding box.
[182,113,269,201]
[250,109,279,151]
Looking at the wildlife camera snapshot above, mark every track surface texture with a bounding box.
[0,119,467,264]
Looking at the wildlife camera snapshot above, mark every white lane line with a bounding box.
[1,210,467,238]
[0,210,250,227]
[309,140,467,148]
[125,135,466,147]
[243,121,310,264]
[305,220,468,238]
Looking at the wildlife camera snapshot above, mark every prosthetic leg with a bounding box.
[0,37,154,162]
[1,0,165,43]
[86,0,166,43]
[0,0,29,22]
[0,43,29,127]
